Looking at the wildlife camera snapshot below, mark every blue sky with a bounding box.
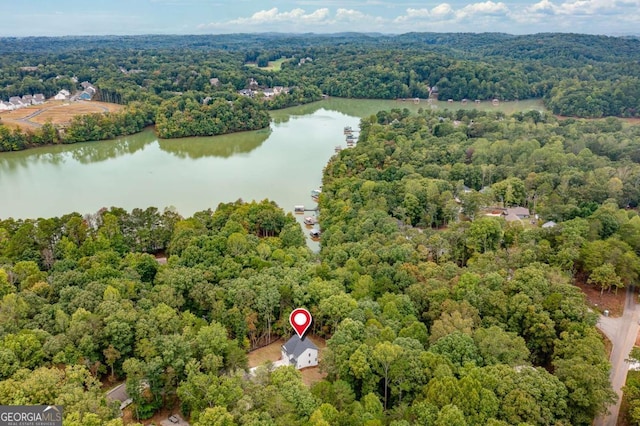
[2,0,639,36]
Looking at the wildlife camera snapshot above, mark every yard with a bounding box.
[244,57,289,71]
[248,335,328,386]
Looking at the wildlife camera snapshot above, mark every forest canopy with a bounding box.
[3,107,640,424]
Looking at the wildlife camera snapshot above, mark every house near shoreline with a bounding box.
[0,92,46,111]
[238,86,290,99]
[281,336,318,370]
[54,89,71,100]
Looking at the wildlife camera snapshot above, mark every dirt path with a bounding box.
[14,102,111,128]
[595,285,640,426]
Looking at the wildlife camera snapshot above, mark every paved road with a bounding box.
[595,285,640,426]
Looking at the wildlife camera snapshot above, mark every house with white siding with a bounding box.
[281,336,318,370]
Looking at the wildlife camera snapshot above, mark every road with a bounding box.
[15,101,110,128]
[595,285,640,426]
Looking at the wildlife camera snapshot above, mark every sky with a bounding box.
[1,0,639,37]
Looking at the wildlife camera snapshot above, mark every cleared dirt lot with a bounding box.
[0,100,122,130]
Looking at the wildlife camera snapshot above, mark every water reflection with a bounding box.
[0,129,155,172]
[157,128,271,159]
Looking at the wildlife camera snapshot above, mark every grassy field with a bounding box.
[245,57,289,71]
[0,100,122,130]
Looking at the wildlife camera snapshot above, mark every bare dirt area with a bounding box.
[31,101,122,125]
[0,100,122,130]
[576,280,627,317]
[248,338,286,368]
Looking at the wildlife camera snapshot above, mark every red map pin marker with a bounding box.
[289,308,312,338]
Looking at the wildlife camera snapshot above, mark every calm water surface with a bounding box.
[0,98,545,223]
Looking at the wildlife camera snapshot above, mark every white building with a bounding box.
[281,336,318,370]
[54,89,70,100]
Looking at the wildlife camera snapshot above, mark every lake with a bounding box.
[0,98,545,245]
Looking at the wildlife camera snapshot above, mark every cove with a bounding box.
[0,98,545,221]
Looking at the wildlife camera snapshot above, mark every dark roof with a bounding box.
[283,336,317,358]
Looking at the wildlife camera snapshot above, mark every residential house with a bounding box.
[9,96,24,108]
[78,91,92,100]
[202,96,212,105]
[210,78,220,86]
[33,94,45,104]
[262,88,275,98]
[248,78,259,89]
[281,336,318,370]
[54,90,70,100]
[22,95,33,105]
[542,221,557,229]
[238,89,255,98]
[0,101,14,111]
[503,207,530,222]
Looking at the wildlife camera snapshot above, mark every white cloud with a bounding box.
[196,1,640,34]
[431,3,455,18]
[523,0,640,17]
[457,1,509,15]
[199,7,331,29]
[393,8,430,23]
[393,4,455,23]
[335,8,369,21]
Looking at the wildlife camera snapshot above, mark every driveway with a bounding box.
[594,285,640,426]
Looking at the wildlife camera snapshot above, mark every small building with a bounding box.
[503,207,530,222]
[210,78,220,86]
[304,217,317,225]
[22,94,33,104]
[492,98,500,106]
[33,94,45,104]
[9,96,24,106]
[475,99,481,104]
[542,221,557,229]
[281,336,318,370]
[54,89,70,100]
[294,205,305,213]
[310,229,321,239]
[0,101,13,111]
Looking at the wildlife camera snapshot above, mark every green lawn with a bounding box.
[245,57,289,71]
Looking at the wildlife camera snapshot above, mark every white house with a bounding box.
[281,336,318,370]
[33,94,45,104]
[54,89,70,100]
[0,101,14,111]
